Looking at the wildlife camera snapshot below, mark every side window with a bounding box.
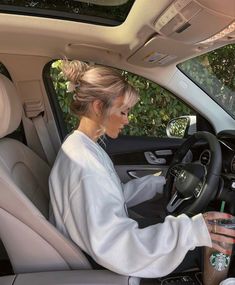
[122,72,195,138]
[0,63,12,80]
[178,44,235,119]
[49,60,78,134]
[49,60,195,138]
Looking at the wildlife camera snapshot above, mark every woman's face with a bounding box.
[103,96,131,139]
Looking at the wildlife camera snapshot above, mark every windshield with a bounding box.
[0,0,135,26]
[178,44,235,119]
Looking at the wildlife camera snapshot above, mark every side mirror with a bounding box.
[166,115,196,138]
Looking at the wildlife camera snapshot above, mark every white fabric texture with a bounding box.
[49,130,212,278]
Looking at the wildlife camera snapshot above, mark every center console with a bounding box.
[141,271,203,285]
[0,270,130,285]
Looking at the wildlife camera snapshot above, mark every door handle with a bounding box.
[127,171,139,179]
[144,151,166,165]
[155,149,172,156]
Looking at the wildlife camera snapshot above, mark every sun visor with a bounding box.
[65,44,121,65]
[127,36,184,67]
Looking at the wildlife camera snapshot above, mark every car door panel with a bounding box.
[104,135,184,183]
[115,165,168,183]
[104,135,207,183]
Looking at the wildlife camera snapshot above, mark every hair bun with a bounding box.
[62,60,89,83]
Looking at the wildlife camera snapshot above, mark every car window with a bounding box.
[178,44,235,119]
[0,0,135,26]
[0,62,12,80]
[48,60,196,139]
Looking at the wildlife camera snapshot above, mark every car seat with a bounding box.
[0,74,91,274]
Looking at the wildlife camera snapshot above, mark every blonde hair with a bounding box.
[61,60,139,118]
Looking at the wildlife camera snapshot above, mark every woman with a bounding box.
[49,60,235,278]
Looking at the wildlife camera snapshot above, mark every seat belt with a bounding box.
[23,100,56,166]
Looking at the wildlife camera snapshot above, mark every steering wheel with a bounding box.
[166,131,222,216]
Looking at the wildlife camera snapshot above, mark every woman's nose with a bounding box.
[123,115,129,125]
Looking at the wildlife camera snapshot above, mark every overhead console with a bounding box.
[153,0,234,44]
[128,0,235,66]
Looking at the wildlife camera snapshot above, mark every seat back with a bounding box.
[0,74,91,273]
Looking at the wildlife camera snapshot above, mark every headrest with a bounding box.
[0,74,22,138]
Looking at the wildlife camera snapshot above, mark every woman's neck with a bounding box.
[77,117,103,141]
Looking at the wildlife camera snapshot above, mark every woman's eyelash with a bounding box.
[121,111,126,115]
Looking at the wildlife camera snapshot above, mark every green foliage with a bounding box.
[50,62,193,137]
[50,60,78,133]
[179,44,235,118]
[122,72,193,137]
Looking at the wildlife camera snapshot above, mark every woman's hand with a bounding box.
[203,211,235,255]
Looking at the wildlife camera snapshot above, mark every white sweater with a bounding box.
[49,130,212,278]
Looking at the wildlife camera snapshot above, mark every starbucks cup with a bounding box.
[203,219,234,285]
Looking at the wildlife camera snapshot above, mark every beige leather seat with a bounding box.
[0,74,91,274]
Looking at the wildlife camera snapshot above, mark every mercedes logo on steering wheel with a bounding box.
[178,170,187,183]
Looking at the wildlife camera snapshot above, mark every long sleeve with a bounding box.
[66,174,211,278]
[49,132,212,278]
[123,175,166,207]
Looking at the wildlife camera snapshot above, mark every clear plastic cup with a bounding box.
[203,219,234,285]
[220,278,235,285]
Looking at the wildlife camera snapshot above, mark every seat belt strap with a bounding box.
[24,100,56,166]
[32,115,56,166]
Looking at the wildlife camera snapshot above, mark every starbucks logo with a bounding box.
[209,252,230,271]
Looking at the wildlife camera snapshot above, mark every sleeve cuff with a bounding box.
[191,213,212,248]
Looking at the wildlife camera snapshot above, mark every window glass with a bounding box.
[122,72,195,137]
[178,44,235,119]
[49,60,195,138]
[0,62,12,80]
[0,0,135,26]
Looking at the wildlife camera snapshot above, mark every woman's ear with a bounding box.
[92,99,103,117]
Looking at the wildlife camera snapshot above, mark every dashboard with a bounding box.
[199,139,235,174]
[219,139,235,175]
